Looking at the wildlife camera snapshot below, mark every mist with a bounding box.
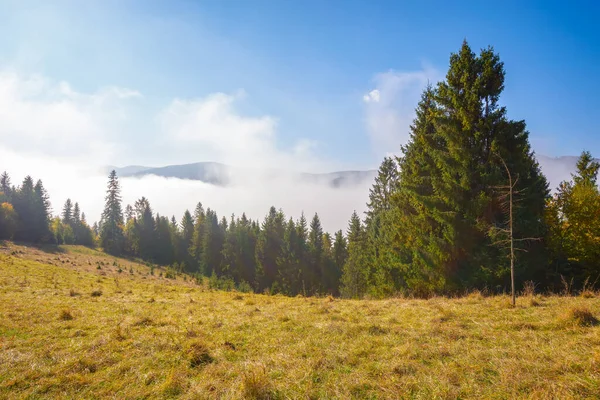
[0,147,372,233]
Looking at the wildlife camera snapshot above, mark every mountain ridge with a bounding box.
[106,155,593,189]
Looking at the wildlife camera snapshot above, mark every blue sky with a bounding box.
[0,0,599,169]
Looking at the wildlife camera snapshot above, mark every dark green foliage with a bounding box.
[100,170,125,255]
[340,211,369,298]
[255,207,286,293]
[546,151,600,286]
[385,41,549,294]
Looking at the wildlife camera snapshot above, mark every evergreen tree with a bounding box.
[134,197,155,260]
[99,170,124,255]
[340,211,368,298]
[237,213,258,289]
[295,212,310,295]
[201,209,225,276]
[278,217,301,294]
[190,202,206,272]
[73,202,81,225]
[33,180,52,243]
[332,230,348,284]
[365,157,402,297]
[308,213,324,294]
[255,207,285,293]
[0,171,12,200]
[392,41,548,293]
[179,210,195,271]
[154,213,175,265]
[13,176,37,242]
[62,199,73,224]
[125,204,134,222]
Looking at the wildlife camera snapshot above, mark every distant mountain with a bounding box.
[106,165,152,176]
[107,155,592,190]
[110,162,378,188]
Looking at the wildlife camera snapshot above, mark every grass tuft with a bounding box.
[59,309,74,321]
[160,369,186,396]
[580,290,596,299]
[90,289,102,297]
[561,306,599,327]
[188,341,214,368]
[243,364,276,400]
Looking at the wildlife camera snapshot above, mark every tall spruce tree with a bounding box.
[255,207,285,293]
[0,171,12,200]
[393,41,549,293]
[62,199,73,224]
[365,157,402,297]
[340,211,368,298]
[308,213,324,294]
[100,170,125,255]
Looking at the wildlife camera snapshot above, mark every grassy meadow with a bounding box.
[0,242,599,399]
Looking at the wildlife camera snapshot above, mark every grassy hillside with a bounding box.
[1,242,599,399]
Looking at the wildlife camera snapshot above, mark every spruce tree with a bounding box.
[100,170,124,255]
[179,210,195,271]
[33,180,52,243]
[308,213,324,294]
[255,207,285,293]
[62,199,73,224]
[0,171,12,200]
[340,211,368,298]
[393,41,549,293]
[190,202,206,272]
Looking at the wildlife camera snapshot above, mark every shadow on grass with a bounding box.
[13,241,67,254]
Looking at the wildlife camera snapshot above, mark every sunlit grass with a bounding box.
[1,242,599,399]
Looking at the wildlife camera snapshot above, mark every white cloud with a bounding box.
[0,71,140,164]
[363,89,380,103]
[158,92,332,173]
[0,72,369,232]
[363,67,439,156]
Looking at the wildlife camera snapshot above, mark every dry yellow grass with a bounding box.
[1,242,599,399]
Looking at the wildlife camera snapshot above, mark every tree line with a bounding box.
[1,41,599,297]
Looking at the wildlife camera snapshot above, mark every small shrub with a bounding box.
[562,306,599,327]
[117,268,123,273]
[69,288,80,297]
[91,289,103,297]
[60,309,74,321]
[96,265,101,270]
[188,341,214,368]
